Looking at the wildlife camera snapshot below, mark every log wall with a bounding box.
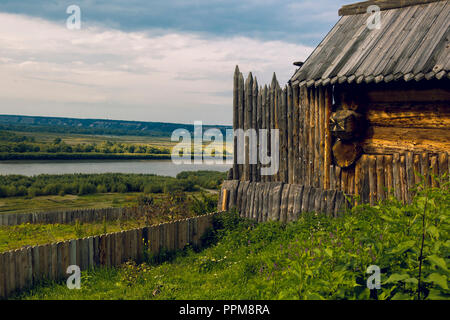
[0,212,218,300]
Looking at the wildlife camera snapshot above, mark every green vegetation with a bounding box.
[0,114,230,138]
[0,193,143,214]
[15,182,449,300]
[0,219,142,253]
[0,129,232,160]
[0,130,172,160]
[1,191,218,252]
[176,171,227,190]
[0,171,227,201]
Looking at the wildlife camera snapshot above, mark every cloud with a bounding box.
[0,0,348,45]
[0,12,314,124]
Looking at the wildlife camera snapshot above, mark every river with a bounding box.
[0,160,232,177]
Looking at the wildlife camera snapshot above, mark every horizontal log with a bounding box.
[366,103,450,129]
[366,87,450,103]
[363,126,450,153]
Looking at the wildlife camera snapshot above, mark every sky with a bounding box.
[0,0,353,125]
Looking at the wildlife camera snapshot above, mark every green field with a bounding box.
[0,193,142,214]
[12,185,450,300]
[1,215,149,253]
[12,130,176,147]
[0,190,218,252]
[0,129,231,160]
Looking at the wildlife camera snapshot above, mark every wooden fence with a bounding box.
[0,207,151,227]
[218,180,348,222]
[0,212,218,300]
[230,67,449,204]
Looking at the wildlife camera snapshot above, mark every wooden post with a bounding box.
[307,87,314,187]
[324,86,332,190]
[354,159,362,203]
[0,253,6,299]
[257,85,263,182]
[393,153,402,201]
[406,152,414,202]
[430,155,438,188]
[438,152,448,182]
[385,155,393,197]
[270,183,283,221]
[335,166,342,191]
[376,155,386,202]
[287,85,293,184]
[293,84,300,184]
[221,189,229,212]
[280,184,290,223]
[238,72,245,181]
[269,80,274,182]
[62,241,70,278]
[400,155,407,204]
[51,243,58,280]
[413,154,421,186]
[330,165,336,190]
[275,85,280,182]
[341,168,349,194]
[281,87,288,183]
[252,78,258,182]
[420,153,430,187]
[301,187,312,214]
[299,86,307,184]
[233,66,240,180]
[368,156,377,205]
[262,85,268,183]
[314,87,320,188]
[6,251,15,296]
[318,86,325,189]
[348,166,355,197]
[359,155,369,204]
[244,73,253,181]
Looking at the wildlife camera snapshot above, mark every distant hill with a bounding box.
[0,115,231,137]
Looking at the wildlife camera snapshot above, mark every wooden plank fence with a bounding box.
[0,212,219,300]
[0,207,152,227]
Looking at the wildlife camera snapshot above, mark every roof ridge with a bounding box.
[339,0,448,16]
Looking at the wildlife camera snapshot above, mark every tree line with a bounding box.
[0,132,170,155]
[0,171,226,198]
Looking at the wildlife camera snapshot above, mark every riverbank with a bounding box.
[0,152,171,161]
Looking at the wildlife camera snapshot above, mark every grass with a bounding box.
[14,182,450,300]
[0,191,218,252]
[8,130,177,148]
[0,219,145,253]
[0,193,143,214]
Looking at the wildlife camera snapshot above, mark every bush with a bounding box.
[137,194,154,206]
[144,184,163,194]
[0,171,226,198]
[0,186,7,198]
[190,193,217,216]
[96,184,108,194]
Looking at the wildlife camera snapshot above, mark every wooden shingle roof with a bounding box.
[291,0,450,87]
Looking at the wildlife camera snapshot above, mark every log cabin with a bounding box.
[219,0,449,220]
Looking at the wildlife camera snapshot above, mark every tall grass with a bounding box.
[14,181,449,300]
